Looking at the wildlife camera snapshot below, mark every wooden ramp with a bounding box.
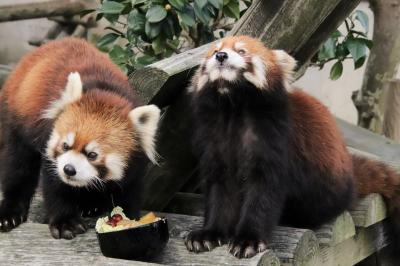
[0,194,388,266]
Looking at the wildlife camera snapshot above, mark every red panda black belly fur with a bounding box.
[0,38,160,239]
[185,35,400,260]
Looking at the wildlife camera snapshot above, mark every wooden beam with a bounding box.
[349,194,387,228]
[0,0,96,22]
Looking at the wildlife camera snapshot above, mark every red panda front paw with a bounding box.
[185,229,226,253]
[49,217,87,240]
[0,202,28,232]
[228,236,268,258]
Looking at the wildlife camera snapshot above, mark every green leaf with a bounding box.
[100,1,125,14]
[132,0,147,6]
[223,0,240,19]
[194,1,211,24]
[359,38,373,49]
[145,21,162,39]
[97,33,119,47]
[109,45,128,65]
[318,37,336,61]
[103,13,120,23]
[354,55,366,69]
[152,36,166,55]
[128,9,146,32]
[80,9,96,18]
[331,30,342,39]
[168,0,185,10]
[196,0,208,9]
[330,61,343,80]
[178,10,195,27]
[355,10,369,32]
[136,54,158,66]
[345,37,367,63]
[146,5,167,23]
[208,0,222,9]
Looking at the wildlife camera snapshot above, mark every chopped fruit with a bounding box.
[96,207,161,233]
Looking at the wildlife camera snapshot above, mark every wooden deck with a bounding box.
[0,193,388,265]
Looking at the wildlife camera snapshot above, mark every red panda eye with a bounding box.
[87,152,98,161]
[62,143,70,151]
[238,49,246,55]
[213,50,218,55]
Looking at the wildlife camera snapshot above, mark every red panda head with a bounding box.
[44,73,160,188]
[190,35,296,93]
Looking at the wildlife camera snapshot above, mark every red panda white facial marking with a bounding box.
[190,36,297,92]
[44,72,161,188]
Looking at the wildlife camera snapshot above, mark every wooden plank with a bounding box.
[338,119,400,170]
[317,223,387,265]
[0,0,96,22]
[0,221,279,266]
[315,211,355,247]
[349,194,387,228]
[0,223,161,266]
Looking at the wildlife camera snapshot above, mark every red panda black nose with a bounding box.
[216,51,228,63]
[63,164,76,176]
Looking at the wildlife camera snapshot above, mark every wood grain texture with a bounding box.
[0,0,96,22]
[315,211,355,247]
[349,194,387,228]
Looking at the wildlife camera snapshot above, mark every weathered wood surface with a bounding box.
[349,194,387,228]
[315,211,355,247]
[318,223,387,266]
[0,0,96,22]
[18,192,388,266]
[338,119,400,170]
[0,223,161,266]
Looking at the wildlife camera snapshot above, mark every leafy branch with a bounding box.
[311,10,373,80]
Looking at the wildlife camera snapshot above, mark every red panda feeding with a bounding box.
[0,38,160,239]
[185,35,400,259]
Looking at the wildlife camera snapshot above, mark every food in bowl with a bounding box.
[96,206,169,260]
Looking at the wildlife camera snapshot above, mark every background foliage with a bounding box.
[85,0,250,74]
[311,10,372,80]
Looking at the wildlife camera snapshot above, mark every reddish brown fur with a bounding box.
[206,36,283,87]
[1,38,131,123]
[290,90,352,178]
[54,90,136,159]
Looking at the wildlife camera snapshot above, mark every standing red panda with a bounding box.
[185,35,400,259]
[0,38,160,239]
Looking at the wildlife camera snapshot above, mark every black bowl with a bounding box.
[96,218,169,261]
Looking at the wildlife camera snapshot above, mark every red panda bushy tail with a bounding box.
[352,155,400,258]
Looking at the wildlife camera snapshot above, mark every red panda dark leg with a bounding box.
[185,181,234,253]
[41,160,87,240]
[0,129,41,232]
[229,167,285,259]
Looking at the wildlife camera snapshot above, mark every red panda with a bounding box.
[185,35,400,259]
[0,38,160,239]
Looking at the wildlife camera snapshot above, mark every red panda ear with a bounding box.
[273,50,297,85]
[42,72,83,119]
[128,105,161,164]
